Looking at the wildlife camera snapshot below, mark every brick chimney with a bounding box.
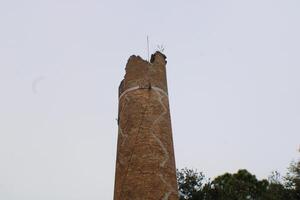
[114,52,179,200]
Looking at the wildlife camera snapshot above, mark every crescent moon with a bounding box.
[32,76,45,94]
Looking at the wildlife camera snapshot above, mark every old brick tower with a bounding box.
[113,52,179,200]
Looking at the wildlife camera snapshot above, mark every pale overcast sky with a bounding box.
[0,0,300,199]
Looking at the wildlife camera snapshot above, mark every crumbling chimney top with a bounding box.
[127,51,166,65]
[150,51,167,64]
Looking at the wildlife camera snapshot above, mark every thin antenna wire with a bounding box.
[147,35,150,62]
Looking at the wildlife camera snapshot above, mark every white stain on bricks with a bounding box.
[117,95,130,167]
[118,95,130,147]
[159,173,180,199]
[150,88,177,200]
[118,85,176,200]
[119,86,139,100]
[163,192,172,200]
[150,88,169,168]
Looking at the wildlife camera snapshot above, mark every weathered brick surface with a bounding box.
[114,52,179,200]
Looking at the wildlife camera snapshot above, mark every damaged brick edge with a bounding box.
[117,51,168,125]
[118,51,167,97]
[128,51,167,65]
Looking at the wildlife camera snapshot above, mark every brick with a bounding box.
[114,52,179,200]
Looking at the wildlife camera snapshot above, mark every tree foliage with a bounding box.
[285,160,300,199]
[177,168,205,200]
[177,156,300,200]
